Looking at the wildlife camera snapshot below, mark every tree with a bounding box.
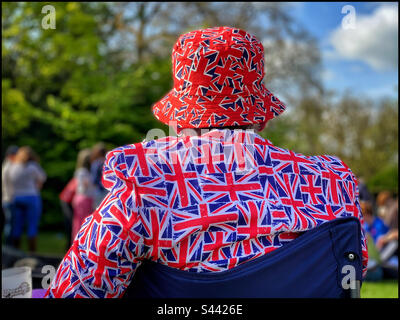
[266,92,398,194]
[107,2,323,98]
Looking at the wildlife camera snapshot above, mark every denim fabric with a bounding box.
[12,195,42,238]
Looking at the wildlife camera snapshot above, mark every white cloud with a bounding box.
[330,4,398,71]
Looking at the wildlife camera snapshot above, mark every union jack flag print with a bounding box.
[152,26,286,131]
[46,129,368,298]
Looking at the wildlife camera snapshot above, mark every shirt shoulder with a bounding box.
[27,161,46,177]
[103,136,180,179]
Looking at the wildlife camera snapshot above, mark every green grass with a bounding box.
[361,280,398,298]
[19,231,69,257]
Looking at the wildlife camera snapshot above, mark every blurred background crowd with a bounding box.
[1,2,398,296]
[2,143,108,251]
[358,182,398,281]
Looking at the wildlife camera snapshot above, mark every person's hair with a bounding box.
[76,148,92,170]
[360,200,373,216]
[5,145,19,157]
[376,191,392,207]
[14,146,39,164]
[90,142,107,163]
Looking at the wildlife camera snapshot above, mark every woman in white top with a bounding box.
[7,146,46,252]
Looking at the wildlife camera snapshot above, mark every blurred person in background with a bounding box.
[361,200,386,280]
[2,145,19,245]
[89,142,108,209]
[59,175,77,249]
[7,146,46,252]
[376,192,398,278]
[71,148,96,242]
[358,177,373,203]
[361,200,389,245]
[371,192,398,279]
[376,191,398,233]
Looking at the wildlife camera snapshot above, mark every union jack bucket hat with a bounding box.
[152,26,286,130]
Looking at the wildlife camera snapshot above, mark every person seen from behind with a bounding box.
[46,26,368,298]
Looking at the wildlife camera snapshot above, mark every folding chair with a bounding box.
[124,217,363,298]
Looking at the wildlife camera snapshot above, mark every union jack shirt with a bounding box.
[46,129,368,298]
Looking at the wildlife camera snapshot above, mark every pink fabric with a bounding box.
[71,194,93,242]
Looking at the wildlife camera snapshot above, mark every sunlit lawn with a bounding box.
[19,231,69,257]
[361,280,398,298]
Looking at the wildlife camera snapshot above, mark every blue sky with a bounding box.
[285,2,398,100]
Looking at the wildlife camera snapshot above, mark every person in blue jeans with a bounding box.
[6,146,46,252]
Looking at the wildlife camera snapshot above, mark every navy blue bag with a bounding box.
[124,217,363,298]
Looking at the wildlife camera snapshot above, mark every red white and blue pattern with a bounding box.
[152,26,286,130]
[46,130,368,298]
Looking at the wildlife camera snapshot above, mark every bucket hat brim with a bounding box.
[152,84,286,130]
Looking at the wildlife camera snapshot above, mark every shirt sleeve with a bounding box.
[45,148,144,298]
[29,162,47,184]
